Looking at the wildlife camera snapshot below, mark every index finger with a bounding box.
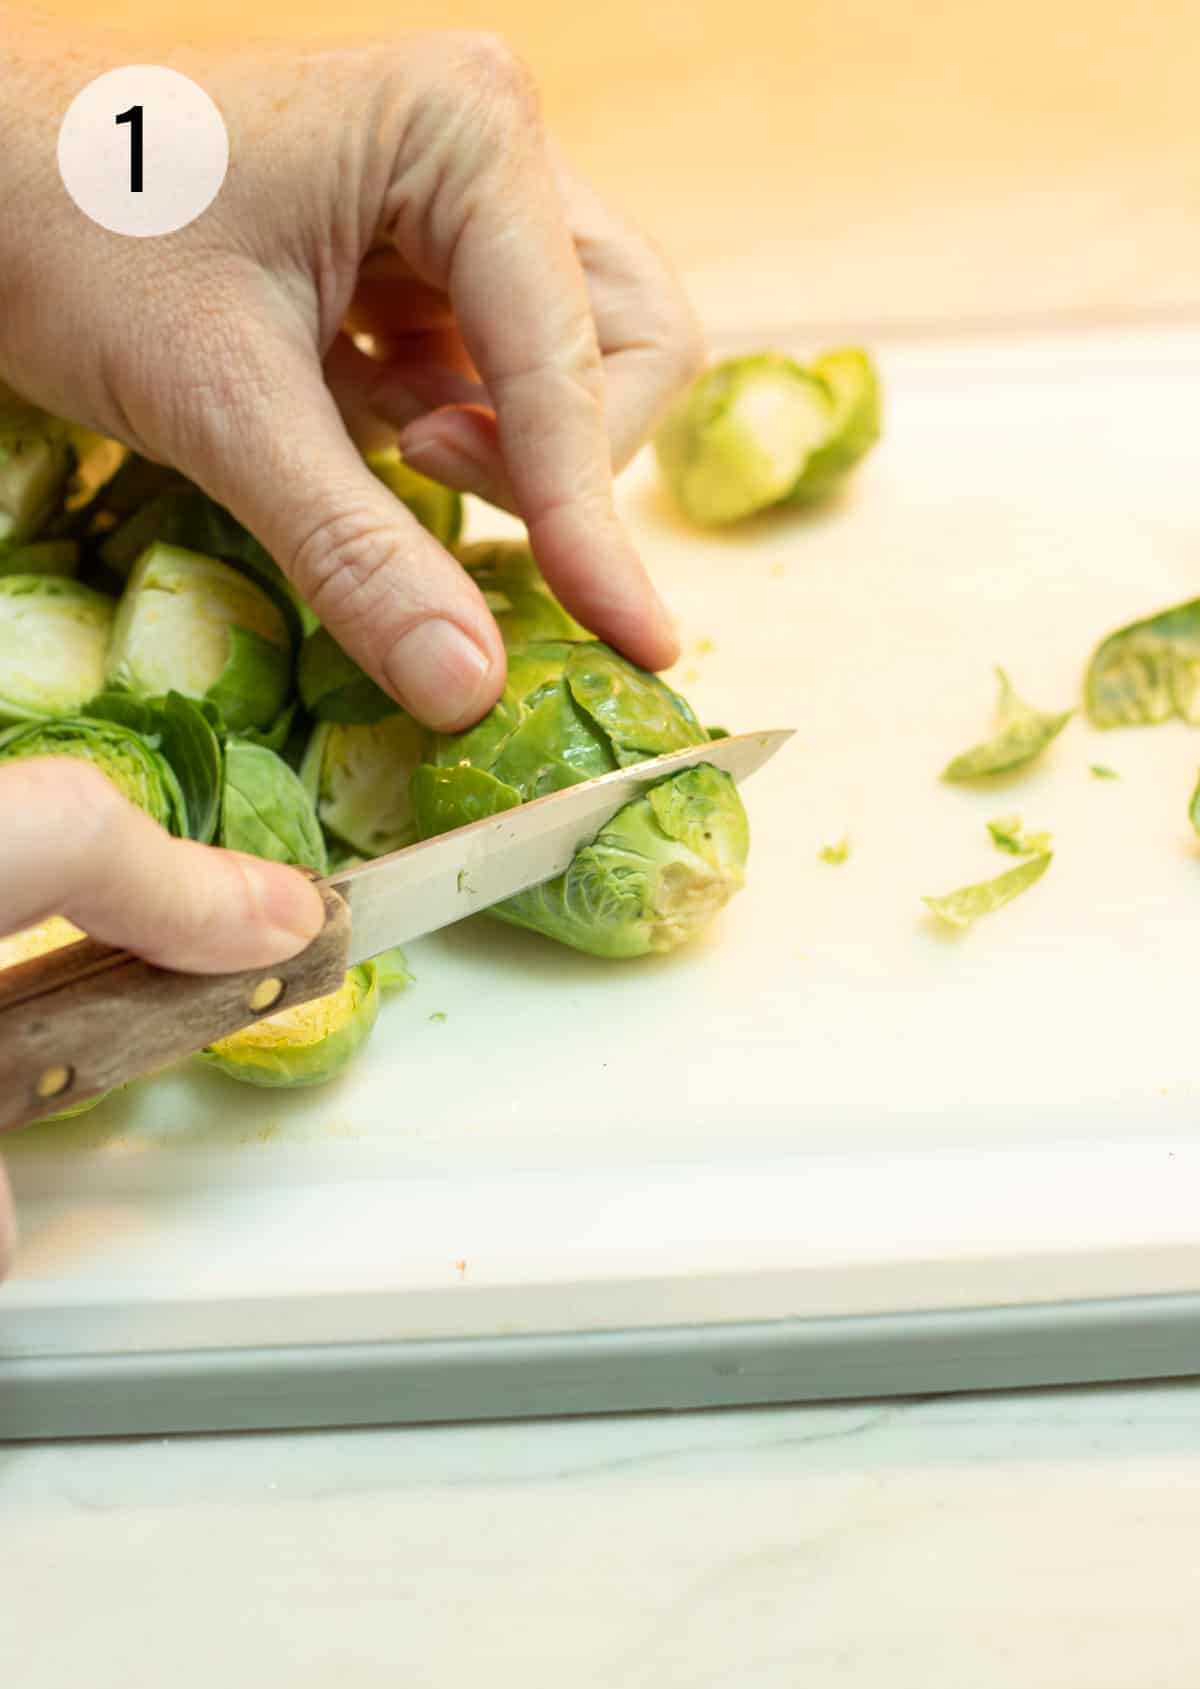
[410,47,679,671]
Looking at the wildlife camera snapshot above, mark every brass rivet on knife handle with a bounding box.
[0,882,351,1135]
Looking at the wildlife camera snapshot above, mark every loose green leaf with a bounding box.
[298,627,394,725]
[221,739,328,872]
[86,690,223,843]
[1086,598,1200,726]
[986,815,1052,856]
[818,837,850,865]
[923,852,1052,929]
[429,1011,448,1024]
[941,669,1072,780]
[373,947,413,993]
[1089,763,1121,780]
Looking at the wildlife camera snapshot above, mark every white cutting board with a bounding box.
[6,323,1200,1433]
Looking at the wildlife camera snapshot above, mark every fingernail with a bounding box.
[385,618,494,730]
[245,862,325,956]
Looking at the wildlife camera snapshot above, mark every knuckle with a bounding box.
[454,32,539,116]
[289,503,407,634]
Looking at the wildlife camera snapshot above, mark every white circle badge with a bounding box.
[57,65,229,238]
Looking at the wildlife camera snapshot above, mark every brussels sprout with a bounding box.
[200,961,381,1088]
[0,576,115,723]
[455,539,588,646]
[300,712,428,858]
[221,739,328,872]
[0,714,185,831]
[654,353,836,525]
[0,540,79,578]
[411,640,749,957]
[785,348,882,504]
[367,447,463,548]
[298,627,394,725]
[106,544,293,732]
[0,916,114,1120]
[0,396,76,551]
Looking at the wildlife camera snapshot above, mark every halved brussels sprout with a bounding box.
[785,348,882,504]
[411,640,749,957]
[455,538,588,646]
[221,739,327,872]
[0,713,186,831]
[300,712,428,858]
[0,576,115,723]
[297,627,394,725]
[367,447,463,548]
[654,353,836,525]
[106,543,293,732]
[0,917,114,1120]
[200,961,381,1088]
[0,396,76,552]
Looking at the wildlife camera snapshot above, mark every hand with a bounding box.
[0,16,702,736]
[0,756,327,1279]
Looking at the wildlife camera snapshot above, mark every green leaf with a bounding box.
[456,539,588,646]
[564,643,708,766]
[1086,598,1200,727]
[923,852,1052,929]
[366,448,463,546]
[942,669,1072,780]
[297,626,394,725]
[85,690,223,843]
[373,947,413,993]
[221,739,327,872]
[986,815,1052,856]
[0,539,78,578]
[1089,763,1121,780]
[409,763,522,838]
[818,837,851,864]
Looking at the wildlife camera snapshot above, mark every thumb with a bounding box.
[0,759,324,973]
[163,316,506,734]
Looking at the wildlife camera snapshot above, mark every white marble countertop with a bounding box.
[6,1381,1200,1685]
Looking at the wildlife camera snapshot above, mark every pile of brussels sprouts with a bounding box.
[1,366,810,1105]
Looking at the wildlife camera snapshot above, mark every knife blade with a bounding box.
[334,727,793,963]
[0,728,791,1131]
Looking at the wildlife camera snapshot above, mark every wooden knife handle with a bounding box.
[0,883,350,1135]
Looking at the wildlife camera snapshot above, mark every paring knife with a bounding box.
[0,728,792,1132]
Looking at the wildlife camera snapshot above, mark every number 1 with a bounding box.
[115,104,143,194]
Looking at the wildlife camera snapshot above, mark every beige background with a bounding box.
[32,0,1200,334]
